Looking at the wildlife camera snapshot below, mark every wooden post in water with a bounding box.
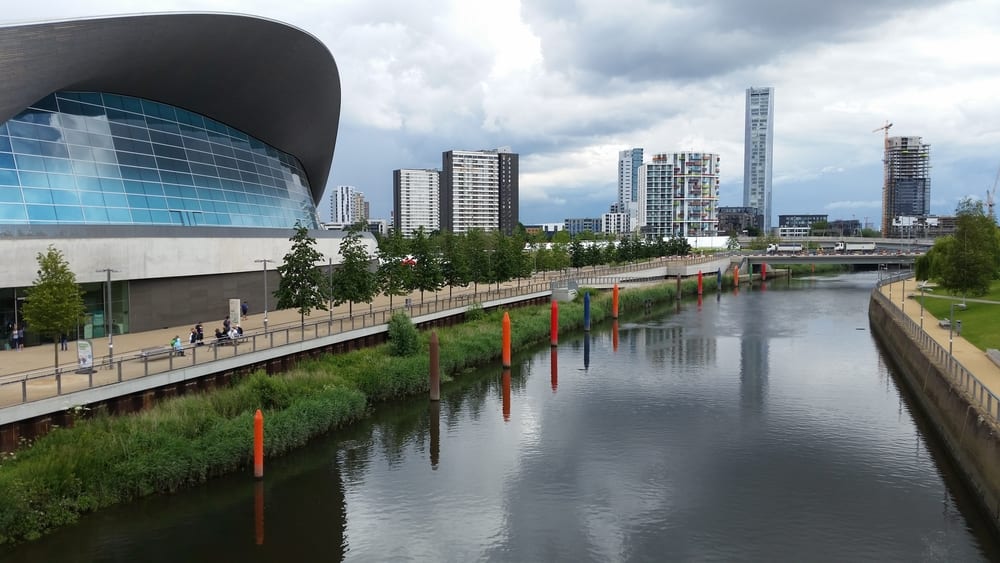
[550,300,559,346]
[502,312,511,369]
[253,409,264,479]
[612,284,619,319]
[676,275,682,300]
[429,331,440,401]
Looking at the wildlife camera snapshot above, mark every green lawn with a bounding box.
[912,281,1000,352]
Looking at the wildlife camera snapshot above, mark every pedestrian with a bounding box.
[10,324,17,351]
[60,332,68,351]
[196,322,204,346]
[241,300,249,317]
[189,328,198,345]
[16,325,24,350]
[223,315,231,332]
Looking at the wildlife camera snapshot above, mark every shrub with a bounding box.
[465,302,485,321]
[387,312,419,357]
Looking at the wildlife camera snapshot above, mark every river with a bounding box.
[4,272,999,562]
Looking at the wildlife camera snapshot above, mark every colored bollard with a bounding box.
[502,369,511,422]
[583,332,591,369]
[697,270,703,295]
[612,320,619,352]
[429,331,440,401]
[716,268,722,290]
[253,409,264,479]
[612,284,619,319]
[502,312,511,368]
[550,300,559,346]
[550,348,558,392]
[762,262,767,282]
[734,265,740,287]
[254,480,265,545]
[583,292,591,331]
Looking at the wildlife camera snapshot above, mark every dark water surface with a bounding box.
[5,273,1000,562]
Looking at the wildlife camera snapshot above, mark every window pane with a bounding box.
[54,206,84,222]
[0,202,28,220]
[83,206,109,222]
[26,204,57,221]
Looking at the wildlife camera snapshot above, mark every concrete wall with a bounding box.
[869,295,1000,531]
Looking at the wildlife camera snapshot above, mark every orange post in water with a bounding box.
[734,265,740,287]
[762,262,767,282]
[612,320,619,352]
[502,311,511,368]
[550,300,559,346]
[502,369,511,422]
[697,270,703,295]
[253,409,264,479]
[612,284,619,319]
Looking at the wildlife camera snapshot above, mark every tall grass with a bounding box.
[0,278,708,545]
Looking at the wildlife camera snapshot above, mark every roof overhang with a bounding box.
[0,12,340,204]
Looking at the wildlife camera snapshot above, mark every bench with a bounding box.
[139,346,183,361]
[211,335,248,347]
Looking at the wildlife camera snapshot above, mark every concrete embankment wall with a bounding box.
[869,295,1000,530]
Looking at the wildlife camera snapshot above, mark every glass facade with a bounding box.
[0,91,319,228]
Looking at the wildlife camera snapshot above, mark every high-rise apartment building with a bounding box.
[440,147,519,234]
[637,152,720,240]
[881,136,930,237]
[393,168,440,237]
[618,148,644,227]
[743,87,774,231]
[330,185,368,226]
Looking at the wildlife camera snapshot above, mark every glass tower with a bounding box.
[743,87,773,231]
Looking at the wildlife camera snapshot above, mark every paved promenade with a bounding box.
[876,280,1000,405]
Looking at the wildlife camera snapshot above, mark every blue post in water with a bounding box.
[583,291,591,331]
[717,268,722,290]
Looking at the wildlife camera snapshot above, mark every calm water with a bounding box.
[5,273,999,562]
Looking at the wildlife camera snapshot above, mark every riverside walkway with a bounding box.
[874,276,1000,423]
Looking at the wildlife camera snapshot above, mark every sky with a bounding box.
[5,0,1000,229]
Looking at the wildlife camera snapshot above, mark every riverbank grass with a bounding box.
[918,281,1000,351]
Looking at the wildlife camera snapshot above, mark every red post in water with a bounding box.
[550,300,559,346]
[762,262,767,281]
[697,270,703,295]
[502,369,511,422]
[550,348,558,392]
[612,284,619,319]
[502,311,511,368]
[429,331,440,401]
[612,320,619,352]
[253,409,264,479]
[254,480,265,545]
[734,265,739,287]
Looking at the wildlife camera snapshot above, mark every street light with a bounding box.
[254,259,273,332]
[949,302,967,356]
[96,268,119,367]
[328,257,334,321]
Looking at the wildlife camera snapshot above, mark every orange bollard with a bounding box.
[612,284,619,319]
[734,265,740,287]
[612,320,619,352]
[502,311,511,368]
[429,331,440,401]
[253,409,264,479]
[502,369,511,422]
[697,270,703,295]
[550,300,559,346]
[762,262,767,282]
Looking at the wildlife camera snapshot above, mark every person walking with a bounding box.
[241,300,249,317]
[16,325,24,350]
[60,333,68,351]
[10,324,18,351]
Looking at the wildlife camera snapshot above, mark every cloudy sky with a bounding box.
[6,0,1000,228]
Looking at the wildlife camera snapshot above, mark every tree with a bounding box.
[664,235,692,256]
[465,229,492,292]
[439,231,471,298]
[331,224,377,317]
[275,223,327,334]
[935,198,1000,297]
[726,234,741,251]
[551,230,571,244]
[376,229,410,309]
[408,227,444,300]
[21,245,86,370]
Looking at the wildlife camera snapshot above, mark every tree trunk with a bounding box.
[54,341,59,371]
[300,313,304,339]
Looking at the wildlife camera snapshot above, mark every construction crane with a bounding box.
[988,165,1000,220]
[872,120,893,138]
[873,121,893,234]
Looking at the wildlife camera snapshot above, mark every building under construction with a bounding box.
[881,136,931,237]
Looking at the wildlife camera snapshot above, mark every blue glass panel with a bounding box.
[103,193,128,207]
[182,198,201,211]
[22,187,52,203]
[19,172,49,188]
[11,137,41,154]
[146,196,166,209]
[123,181,144,194]
[99,178,124,192]
[32,94,59,112]
[190,163,218,177]
[165,197,183,209]
[179,124,209,142]
[43,157,73,174]
[78,92,102,106]
[97,164,121,179]
[0,203,27,221]
[76,176,102,191]
[15,154,45,171]
[126,194,147,208]
[83,206,109,222]
[0,188,21,202]
[130,208,151,223]
[54,206,84,222]
[143,183,164,196]
[120,96,143,114]
[106,207,132,223]
[0,136,10,153]
[149,210,171,223]
[49,189,79,205]
[0,153,13,170]
[38,141,69,158]
[48,174,76,190]
[72,160,99,177]
[80,191,105,206]
[26,204,57,221]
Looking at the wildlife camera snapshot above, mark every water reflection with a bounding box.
[429,400,440,469]
[550,348,558,393]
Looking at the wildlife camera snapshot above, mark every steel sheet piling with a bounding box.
[429,331,440,401]
[253,409,264,479]
[501,312,511,369]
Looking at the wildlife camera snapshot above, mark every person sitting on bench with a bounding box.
[215,328,230,344]
[171,336,184,356]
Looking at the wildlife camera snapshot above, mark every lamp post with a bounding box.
[949,302,966,356]
[328,257,334,321]
[12,291,25,346]
[96,268,119,367]
[254,259,273,332]
[919,285,924,330]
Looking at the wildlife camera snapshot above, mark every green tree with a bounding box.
[569,239,585,269]
[936,198,1000,297]
[465,229,492,292]
[726,234,741,251]
[408,227,444,300]
[439,231,471,298]
[275,223,328,334]
[551,230,571,244]
[21,245,86,369]
[376,229,410,309]
[331,224,377,316]
[664,235,692,256]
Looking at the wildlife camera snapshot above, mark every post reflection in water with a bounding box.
[583,332,590,369]
[429,400,440,469]
[612,320,619,352]
[502,369,511,422]
[697,293,703,310]
[254,480,264,546]
[550,348,558,392]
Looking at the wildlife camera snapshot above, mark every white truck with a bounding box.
[766,243,802,254]
[833,241,876,252]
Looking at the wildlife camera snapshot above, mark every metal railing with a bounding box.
[0,256,686,408]
[873,273,1000,424]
